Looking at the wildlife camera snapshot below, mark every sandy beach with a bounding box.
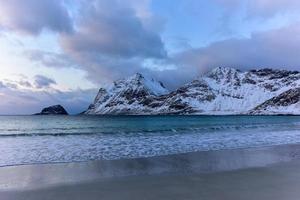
[2,144,300,200]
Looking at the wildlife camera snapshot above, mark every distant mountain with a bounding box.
[85,67,300,115]
[35,105,69,115]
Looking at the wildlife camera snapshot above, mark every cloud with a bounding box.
[18,80,33,88]
[49,88,98,114]
[0,75,97,114]
[0,78,33,90]
[247,0,300,18]
[60,0,166,59]
[0,87,97,115]
[57,0,167,85]
[24,50,76,68]
[0,0,73,35]
[3,0,300,98]
[0,81,6,89]
[174,22,300,72]
[18,0,166,87]
[215,0,300,18]
[34,75,57,89]
[5,82,18,89]
[0,80,20,89]
[128,20,300,90]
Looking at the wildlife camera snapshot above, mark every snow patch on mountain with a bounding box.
[250,88,300,115]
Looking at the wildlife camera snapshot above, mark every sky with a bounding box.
[0,0,300,114]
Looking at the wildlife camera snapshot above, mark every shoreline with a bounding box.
[1,142,299,169]
[1,143,300,191]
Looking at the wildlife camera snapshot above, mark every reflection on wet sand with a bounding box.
[1,143,300,191]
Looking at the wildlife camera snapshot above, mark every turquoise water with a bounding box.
[0,115,300,166]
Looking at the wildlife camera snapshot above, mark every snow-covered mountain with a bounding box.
[85,67,300,115]
[85,73,169,114]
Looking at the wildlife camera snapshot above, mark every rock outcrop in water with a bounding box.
[85,67,300,115]
[35,105,69,115]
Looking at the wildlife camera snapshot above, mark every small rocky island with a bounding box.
[35,105,69,115]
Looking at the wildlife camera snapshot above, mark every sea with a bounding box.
[0,115,300,167]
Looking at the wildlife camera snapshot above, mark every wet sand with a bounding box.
[2,144,300,200]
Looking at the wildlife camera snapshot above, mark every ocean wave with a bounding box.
[0,122,298,137]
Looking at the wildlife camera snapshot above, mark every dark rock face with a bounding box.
[35,105,68,115]
[251,68,300,79]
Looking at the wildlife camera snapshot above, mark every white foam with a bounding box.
[1,127,300,167]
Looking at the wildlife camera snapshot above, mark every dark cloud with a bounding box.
[60,0,166,59]
[14,0,168,89]
[0,0,73,34]
[174,22,300,73]
[34,75,57,89]
[13,0,164,91]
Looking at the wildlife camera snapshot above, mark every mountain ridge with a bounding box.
[85,67,300,115]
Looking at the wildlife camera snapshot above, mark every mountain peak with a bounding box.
[123,73,168,96]
[206,67,241,84]
[128,73,145,81]
[209,67,239,75]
